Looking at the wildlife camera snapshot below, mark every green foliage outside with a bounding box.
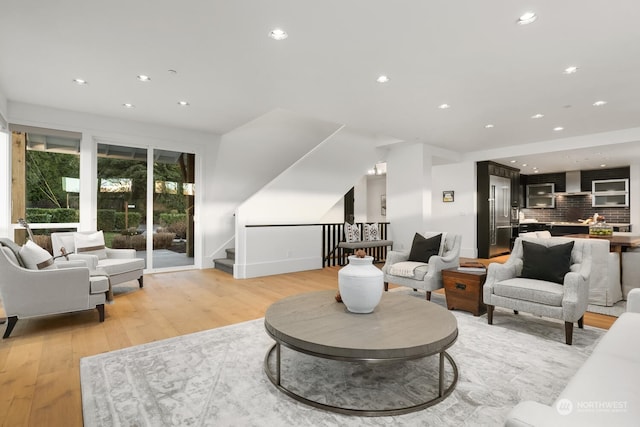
[26,208,79,223]
[111,232,175,250]
[26,146,193,240]
[26,150,80,209]
[115,212,142,230]
[159,213,186,226]
[97,209,116,232]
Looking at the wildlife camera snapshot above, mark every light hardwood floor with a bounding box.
[0,265,616,426]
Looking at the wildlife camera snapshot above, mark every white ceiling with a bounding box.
[1,1,639,173]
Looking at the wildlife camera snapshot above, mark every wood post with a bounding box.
[11,132,26,244]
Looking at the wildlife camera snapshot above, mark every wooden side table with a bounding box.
[442,267,487,316]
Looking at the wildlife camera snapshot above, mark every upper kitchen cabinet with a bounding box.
[527,183,555,208]
[592,178,629,207]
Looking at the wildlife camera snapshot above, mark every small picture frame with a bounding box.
[381,194,387,216]
[442,191,454,203]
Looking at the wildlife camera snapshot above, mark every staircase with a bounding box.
[213,248,235,275]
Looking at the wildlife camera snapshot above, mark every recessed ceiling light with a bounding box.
[593,100,608,107]
[517,12,537,25]
[509,160,517,163]
[522,163,528,167]
[563,66,579,74]
[269,28,288,40]
[438,103,450,109]
[485,124,494,129]
[177,101,190,107]
[122,103,135,109]
[534,170,540,173]
[137,75,151,82]
[73,78,88,85]
[600,164,607,167]
[376,75,390,83]
[531,113,544,119]
[553,126,564,131]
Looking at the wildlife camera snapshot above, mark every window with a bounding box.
[12,127,81,248]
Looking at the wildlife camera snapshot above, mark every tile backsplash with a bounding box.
[521,194,630,224]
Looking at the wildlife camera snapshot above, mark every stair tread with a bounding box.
[213,258,234,266]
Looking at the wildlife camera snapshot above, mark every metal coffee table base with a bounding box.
[263,341,459,417]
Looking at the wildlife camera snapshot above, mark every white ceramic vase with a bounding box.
[338,255,384,314]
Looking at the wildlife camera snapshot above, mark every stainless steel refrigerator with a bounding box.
[488,175,511,257]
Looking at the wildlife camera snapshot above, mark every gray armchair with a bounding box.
[483,236,606,345]
[382,232,462,300]
[0,239,108,338]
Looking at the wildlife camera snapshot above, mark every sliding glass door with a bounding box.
[97,143,195,270]
[97,144,148,265]
[152,149,195,268]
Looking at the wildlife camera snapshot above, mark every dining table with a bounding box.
[564,233,640,254]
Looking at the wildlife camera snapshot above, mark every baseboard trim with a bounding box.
[235,257,322,279]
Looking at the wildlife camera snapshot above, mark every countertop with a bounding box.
[519,221,631,227]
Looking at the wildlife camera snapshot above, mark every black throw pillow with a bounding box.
[520,240,575,284]
[408,233,442,263]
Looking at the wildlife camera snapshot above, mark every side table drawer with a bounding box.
[443,269,487,316]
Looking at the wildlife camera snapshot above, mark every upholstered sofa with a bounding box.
[505,288,640,426]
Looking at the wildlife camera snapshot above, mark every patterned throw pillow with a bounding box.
[344,222,361,243]
[19,240,57,270]
[363,223,380,241]
[74,231,108,260]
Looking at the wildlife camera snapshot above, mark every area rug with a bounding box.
[80,292,605,426]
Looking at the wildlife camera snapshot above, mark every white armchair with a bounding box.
[0,238,108,338]
[51,231,145,289]
[382,232,462,300]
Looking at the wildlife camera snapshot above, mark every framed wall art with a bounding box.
[442,191,454,203]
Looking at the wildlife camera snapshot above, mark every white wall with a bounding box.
[0,89,8,130]
[205,109,343,265]
[366,174,387,223]
[320,197,344,223]
[630,163,640,231]
[236,126,387,225]
[386,143,433,251]
[237,226,323,278]
[431,161,477,258]
[0,131,10,238]
[235,126,391,277]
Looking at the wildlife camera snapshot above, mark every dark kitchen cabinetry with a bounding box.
[518,222,549,234]
[548,224,588,236]
[526,183,555,208]
[477,161,520,258]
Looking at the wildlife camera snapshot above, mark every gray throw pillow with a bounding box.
[408,233,442,263]
[520,240,574,284]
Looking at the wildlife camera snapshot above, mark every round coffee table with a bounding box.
[263,290,458,416]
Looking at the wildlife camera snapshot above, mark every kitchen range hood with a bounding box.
[557,170,591,195]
